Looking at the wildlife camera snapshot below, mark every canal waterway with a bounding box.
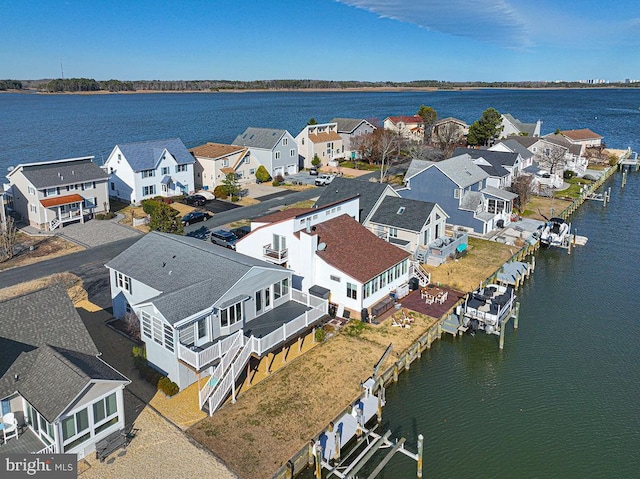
[370,169,640,478]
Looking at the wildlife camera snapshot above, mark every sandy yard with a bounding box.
[0,233,83,271]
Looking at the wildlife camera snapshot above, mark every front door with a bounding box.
[264,286,272,311]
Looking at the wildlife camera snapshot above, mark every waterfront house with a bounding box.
[0,285,129,458]
[236,198,412,320]
[499,113,541,139]
[232,127,298,178]
[383,115,424,142]
[489,138,535,169]
[295,122,344,169]
[330,118,377,160]
[313,176,399,224]
[0,184,6,230]
[106,232,327,415]
[431,117,469,144]
[453,147,524,188]
[4,157,109,231]
[559,128,603,155]
[190,142,254,190]
[103,138,195,205]
[398,155,517,234]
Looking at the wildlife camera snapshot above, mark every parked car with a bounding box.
[309,167,319,176]
[181,211,210,226]
[210,229,238,249]
[230,225,251,239]
[315,174,335,186]
[184,194,207,206]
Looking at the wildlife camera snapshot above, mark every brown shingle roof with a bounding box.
[386,115,424,125]
[309,131,342,144]
[190,142,246,159]
[314,215,410,283]
[560,129,602,141]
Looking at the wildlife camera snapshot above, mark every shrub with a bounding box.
[311,154,321,167]
[131,346,178,395]
[141,199,161,215]
[213,185,229,199]
[272,179,280,187]
[608,156,618,166]
[255,165,271,183]
[563,170,576,180]
[158,376,180,397]
[95,212,116,220]
[315,327,327,343]
[274,174,285,184]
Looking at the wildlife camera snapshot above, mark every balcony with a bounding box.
[177,289,328,370]
[262,244,288,264]
[415,231,468,266]
[0,427,55,454]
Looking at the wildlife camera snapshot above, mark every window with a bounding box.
[140,311,174,352]
[83,197,97,209]
[66,184,76,191]
[347,282,357,299]
[175,164,187,173]
[29,204,37,213]
[221,302,242,327]
[250,168,256,175]
[401,259,408,274]
[244,156,250,164]
[111,182,115,191]
[161,167,170,175]
[142,185,156,196]
[62,408,89,442]
[255,290,262,313]
[116,272,132,294]
[282,278,289,296]
[389,227,398,238]
[330,275,341,282]
[290,149,295,157]
[82,182,94,190]
[92,393,118,436]
[221,159,229,167]
[371,277,379,294]
[141,169,155,178]
[28,185,35,195]
[363,282,371,299]
[275,151,281,160]
[274,281,281,300]
[454,189,461,199]
[45,187,57,197]
[380,273,387,287]
[282,138,288,146]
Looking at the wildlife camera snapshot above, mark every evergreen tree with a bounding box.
[222,172,241,199]
[467,108,503,146]
[149,202,183,234]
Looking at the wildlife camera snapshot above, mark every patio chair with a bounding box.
[2,412,18,442]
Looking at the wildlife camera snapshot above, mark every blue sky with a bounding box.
[3,0,639,82]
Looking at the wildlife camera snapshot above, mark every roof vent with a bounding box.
[317,242,326,251]
[397,207,405,215]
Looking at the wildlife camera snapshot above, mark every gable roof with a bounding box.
[0,285,127,422]
[369,197,439,232]
[508,136,538,149]
[116,138,194,172]
[385,115,423,125]
[232,127,288,150]
[313,215,410,283]
[190,142,247,160]
[454,148,520,167]
[542,133,582,155]
[309,131,342,143]
[405,159,436,179]
[433,117,468,128]
[435,154,488,188]
[314,177,394,223]
[13,157,108,189]
[482,186,518,201]
[502,113,538,137]
[106,232,285,323]
[560,128,602,141]
[330,118,375,134]
[496,139,534,160]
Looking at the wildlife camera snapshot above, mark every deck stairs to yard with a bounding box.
[199,334,251,414]
[409,260,430,287]
[50,218,61,231]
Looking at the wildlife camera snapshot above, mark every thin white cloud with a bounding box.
[338,0,533,48]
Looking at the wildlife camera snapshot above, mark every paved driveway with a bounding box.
[56,214,142,248]
[201,199,243,214]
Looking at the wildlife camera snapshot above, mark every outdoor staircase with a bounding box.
[198,332,253,415]
[409,260,430,287]
[49,217,61,231]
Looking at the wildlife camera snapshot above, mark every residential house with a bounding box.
[4,157,109,231]
[236,198,412,320]
[330,118,377,160]
[295,122,344,169]
[0,285,129,459]
[399,156,517,234]
[490,138,535,169]
[559,129,603,155]
[106,232,327,415]
[0,184,6,230]
[431,117,469,143]
[103,138,195,205]
[190,142,254,190]
[499,113,541,138]
[453,147,524,188]
[233,127,298,177]
[383,115,424,142]
[314,176,399,224]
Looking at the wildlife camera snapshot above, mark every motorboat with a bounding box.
[539,217,570,248]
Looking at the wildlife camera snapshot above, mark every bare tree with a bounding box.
[433,122,465,158]
[350,129,405,182]
[510,174,535,213]
[405,143,444,162]
[538,144,567,175]
[123,311,141,341]
[0,216,18,262]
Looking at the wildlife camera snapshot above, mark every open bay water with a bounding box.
[2,88,639,477]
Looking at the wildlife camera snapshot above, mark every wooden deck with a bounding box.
[396,287,466,319]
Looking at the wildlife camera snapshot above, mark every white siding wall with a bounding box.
[105,146,137,203]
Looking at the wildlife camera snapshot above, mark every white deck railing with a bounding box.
[199,331,243,408]
[262,245,288,263]
[178,329,242,371]
[208,338,253,414]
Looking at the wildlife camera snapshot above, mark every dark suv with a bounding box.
[184,194,207,206]
[210,230,238,249]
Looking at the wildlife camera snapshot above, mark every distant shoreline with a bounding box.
[2,85,638,95]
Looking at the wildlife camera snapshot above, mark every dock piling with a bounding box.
[513,302,520,329]
[417,434,424,479]
[499,321,505,350]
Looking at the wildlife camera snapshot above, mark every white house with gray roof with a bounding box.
[330,118,377,160]
[500,114,541,139]
[0,285,129,459]
[4,156,109,231]
[103,138,195,205]
[106,232,327,415]
[232,127,298,178]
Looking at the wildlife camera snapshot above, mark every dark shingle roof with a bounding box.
[314,177,393,223]
[330,118,373,134]
[232,127,287,150]
[106,232,285,323]
[453,148,520,167]
[18,157,108,189]
[0,285,127,422]
[369,197,437,232]
[503,113,538,137]
[117,138,194,172]
[314,215,410,283]
[498,139,534,160]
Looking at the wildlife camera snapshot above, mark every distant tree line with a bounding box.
[0,80,23,90]
[9,78,640,93]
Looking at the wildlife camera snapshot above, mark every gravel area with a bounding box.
[57,214,142,248]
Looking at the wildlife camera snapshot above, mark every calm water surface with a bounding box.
[2,89,639,477]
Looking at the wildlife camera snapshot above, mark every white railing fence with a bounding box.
[198,331,243,408]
